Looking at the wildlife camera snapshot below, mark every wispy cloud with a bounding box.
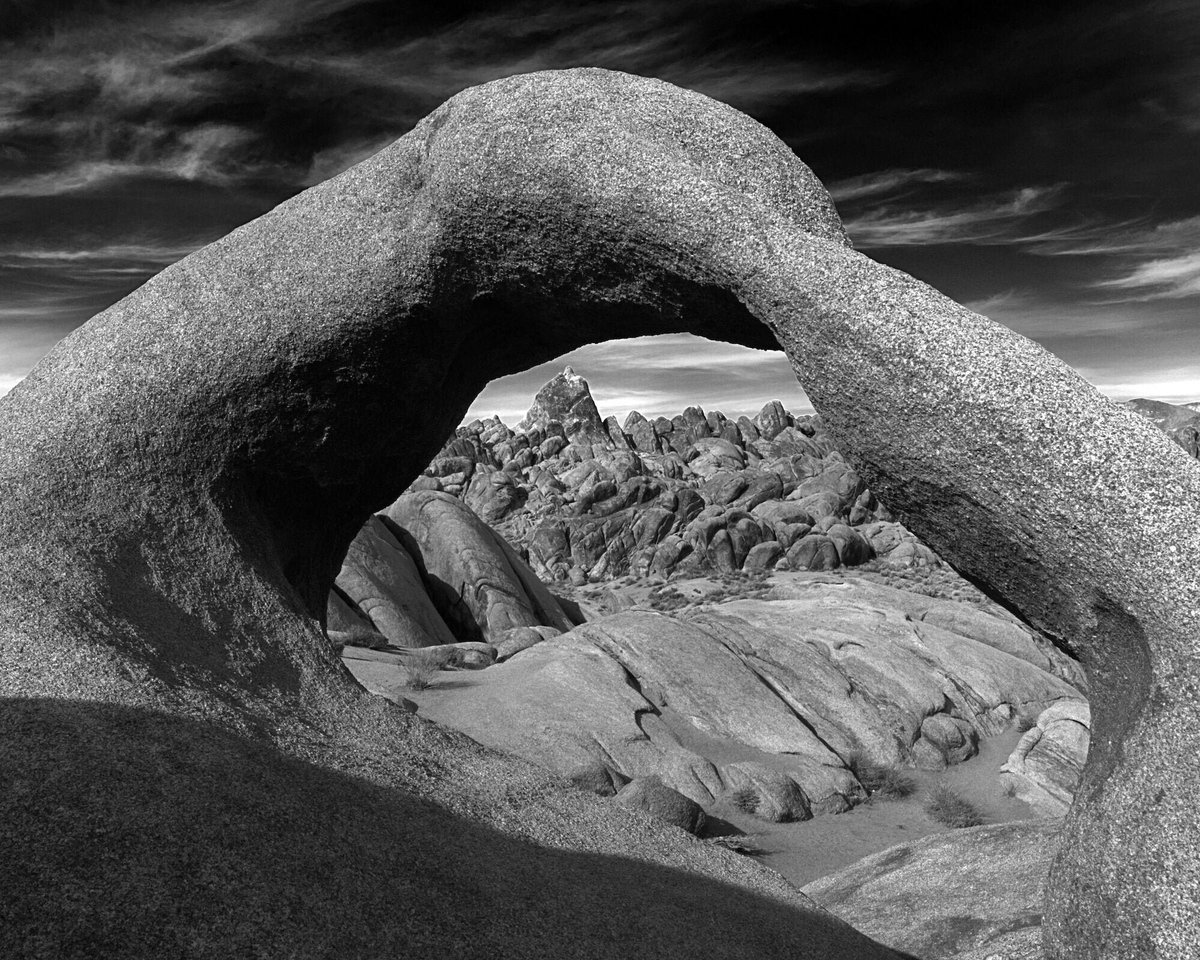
[844,184,1067,247]
[0,241,202,268]
[827,168,966,203]
[0,0,883,196]
[1026,216,1200,301]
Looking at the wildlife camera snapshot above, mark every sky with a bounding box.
[2,0,1198,423]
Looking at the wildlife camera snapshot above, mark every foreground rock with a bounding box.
[804,820,1061,959]
[1,67,1197,957]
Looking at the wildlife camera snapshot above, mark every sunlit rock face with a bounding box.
[0,67,1198,958]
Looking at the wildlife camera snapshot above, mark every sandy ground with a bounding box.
[725,727,1034,886]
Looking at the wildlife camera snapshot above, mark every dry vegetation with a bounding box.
[847,752,917,801]
[340,624,390,649]
[398,655,440,691]
[924,780,985,828]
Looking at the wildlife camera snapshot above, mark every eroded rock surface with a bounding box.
[1,67,1197,958]
[804,820,1061,960]
[1002,701,1091,815]
[351,583,1084,828]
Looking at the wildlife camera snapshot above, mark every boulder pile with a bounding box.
[409,368,937,584]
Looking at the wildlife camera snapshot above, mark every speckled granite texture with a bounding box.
[0,68,1197,958]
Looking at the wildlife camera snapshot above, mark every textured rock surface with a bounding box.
[516,365,608,442]
[332,515,457,647]
[431,373,909,583]
[615,775,708,835]
[0,67,1197,957]
[385,490,575,642]
[359,586,1083,826]
[804,820,1061,959]
[1002,701,1091,815]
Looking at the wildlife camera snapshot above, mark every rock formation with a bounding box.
[349,576,1084,823]
[1,68,1197,957]
[1001,701,1091,815]
[416,375,934,584]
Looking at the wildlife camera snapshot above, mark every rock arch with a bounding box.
[0,69,1196,958]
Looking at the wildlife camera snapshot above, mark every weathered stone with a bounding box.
[517,366,608,443]
[1,66,1194,957]
[1002,701,1091,815]
[786,534,841,571]
[743,540,783,572]
[387,491,574,642]
[615,775,707,835]
[333,515,456,648]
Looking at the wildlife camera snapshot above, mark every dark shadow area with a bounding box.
[0,697,910,960]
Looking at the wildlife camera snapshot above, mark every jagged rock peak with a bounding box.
[517,366,606,439]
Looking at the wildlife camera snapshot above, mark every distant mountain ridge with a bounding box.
[1121,398,1200,458]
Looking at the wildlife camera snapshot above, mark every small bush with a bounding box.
[647,585,688,612]
[848,752,916,801]
[706,835,764,856]
[924,780,985,828]
[341,624,389,649]
[398,655,439,691]
[1015,710,1040,733]
[729,785,760,814]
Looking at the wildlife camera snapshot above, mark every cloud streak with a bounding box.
[843,185,1067,248]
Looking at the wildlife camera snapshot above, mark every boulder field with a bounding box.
[1,68,1198,957]
[412,367,936,584]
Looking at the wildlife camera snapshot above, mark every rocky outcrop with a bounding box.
[420,377,917,583]
[331,515,457,647]
[385,490,575,643]
[615,775,708,836]
[516,365,608,444]
[1,67,1197,957]
[360,584,1084,826]
[1002,701,1091,815]
[804,820,1062,959]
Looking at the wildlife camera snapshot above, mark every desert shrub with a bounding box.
[398,655,439,691]
[847,752,916,801]
[924,780,985,828]
[647,585,688,612]
[729,785,760,814]
[706,835,764,856]
[341,624,389,649]
[1015,710,1041,733]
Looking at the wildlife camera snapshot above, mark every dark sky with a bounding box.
[2,0,1198,419]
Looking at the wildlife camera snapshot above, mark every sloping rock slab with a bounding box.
[803,820,1062,960]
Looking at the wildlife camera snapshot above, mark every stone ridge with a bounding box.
[0,67,1196,957]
